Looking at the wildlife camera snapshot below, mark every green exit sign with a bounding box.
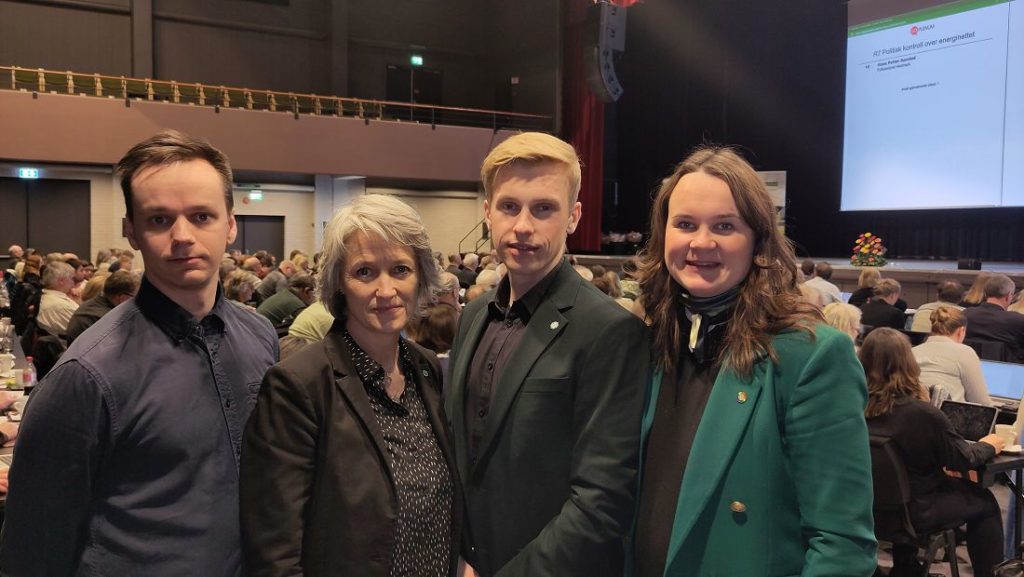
[410,55,424,66]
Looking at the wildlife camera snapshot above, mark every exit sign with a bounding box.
[18,168,40,179]
[410,55,424,66]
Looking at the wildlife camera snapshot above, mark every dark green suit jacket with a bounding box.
[636,325,877,577]
[445,259,650,577]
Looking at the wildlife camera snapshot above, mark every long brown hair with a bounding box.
[860,328,927,418]
[635,146,820,379]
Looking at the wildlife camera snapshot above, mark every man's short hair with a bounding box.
[480,132,582,202]
[287,274,316,292]
[116,129,234,221]
[463,253,479,270]
[814,262,833,280]
[873,278,901,298]
[800,259,815,277]
[103,270,140,298]
[41,261,75,289]
[984,274,1016,299]
[936,279,965,303]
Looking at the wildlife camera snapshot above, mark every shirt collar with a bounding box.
[487,258,564,324]
[135,276,226,343]
[340,327,415,390]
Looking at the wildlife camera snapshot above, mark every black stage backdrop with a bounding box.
[609,0,1024,262]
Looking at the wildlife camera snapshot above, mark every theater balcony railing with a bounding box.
[1,65,552,132]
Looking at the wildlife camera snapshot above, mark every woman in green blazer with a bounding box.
[630,146,877,577]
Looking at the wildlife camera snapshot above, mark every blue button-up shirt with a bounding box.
[1,278,278,576]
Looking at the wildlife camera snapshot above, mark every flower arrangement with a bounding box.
[851,232,888,267]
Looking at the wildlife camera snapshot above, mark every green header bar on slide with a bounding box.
[849,0,1009,37]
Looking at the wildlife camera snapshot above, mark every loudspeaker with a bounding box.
[585,2,627,103]
[957,258,982,270]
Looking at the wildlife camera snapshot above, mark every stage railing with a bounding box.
[1,65,552,132]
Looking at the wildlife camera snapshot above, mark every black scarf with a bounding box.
[679,286,740,365]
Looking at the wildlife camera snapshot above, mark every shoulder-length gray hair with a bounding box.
[319,194,441,320]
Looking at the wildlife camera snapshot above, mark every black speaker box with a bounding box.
[957,258,982,270]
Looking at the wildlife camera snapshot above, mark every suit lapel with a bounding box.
[323,330,396,487]
[663,360,767,571]
[447,304,491,480]
[473,263,579,473]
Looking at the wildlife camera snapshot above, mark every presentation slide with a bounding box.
[842,0,1021,211]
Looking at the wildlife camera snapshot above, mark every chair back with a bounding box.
[964,337,1009,362]
[869,435,918,541]
[925,384,951,408]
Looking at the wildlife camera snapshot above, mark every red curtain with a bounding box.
[564,0,605,253]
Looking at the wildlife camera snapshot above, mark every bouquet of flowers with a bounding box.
[851,232,887,267]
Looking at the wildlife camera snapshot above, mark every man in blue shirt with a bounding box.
[0,130,278,576]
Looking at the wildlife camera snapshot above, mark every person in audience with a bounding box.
[445,132,649,577]
[961,271,994,308]
[463,283,488,303]
[803,261,843,304]
[10,253,43,335]
[278,299,335,359]
[859,278,906,330]
[6,244,24,270]
[1008,288,1024,315]
[411,302,459,357]
[797,268,827,309]
[292,252,311,273]
[65,270,140,344]
[256,273,316,327]
[473,268,499,291]
[36,260,80,337]
[224,269,258,308]
[256,259,297,301]
[913,306,993,405]
[964,273,1024,363]
[436,271,461,311]
[240,194,460,576]
[219,256,237,283]
[863,327,1003,577]
[632,146,876,577]
[823,302,862,345]
[0,129,279,576]
[848,267,879,308]
[910,279,964,332]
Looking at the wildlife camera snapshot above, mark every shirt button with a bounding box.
[478,409,487,418]
[225,399,231,408]
[505,319,514,328]
[486,362,494,371]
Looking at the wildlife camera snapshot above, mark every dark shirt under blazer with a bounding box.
[445,259,651,577]
[240,324,463,577]
[0,279,279,576]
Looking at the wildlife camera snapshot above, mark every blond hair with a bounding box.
[823,302,862,341]
[480,132,582,202]
[857,267,881,289]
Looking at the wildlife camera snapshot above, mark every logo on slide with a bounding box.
[911,25,919,35]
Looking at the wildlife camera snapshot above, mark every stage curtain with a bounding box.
[564,0,605,253]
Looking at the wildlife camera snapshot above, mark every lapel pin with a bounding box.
[422,369,430,377]
[550,321,559,330]
[737,391,748,404]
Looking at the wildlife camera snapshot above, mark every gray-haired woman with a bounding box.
[240,194,461,577]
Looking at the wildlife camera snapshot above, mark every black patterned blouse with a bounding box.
[342,330,453,577]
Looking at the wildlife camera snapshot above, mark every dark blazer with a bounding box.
[445,259,650,577]
[965,302,1024,363]
[240,327,462,577]
[860,299,905,330]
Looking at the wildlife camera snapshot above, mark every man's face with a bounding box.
[124,159,236,304]
[484,161,580,296]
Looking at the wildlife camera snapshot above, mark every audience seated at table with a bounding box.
[961,272,995,308]
[850,267,908,311]
[863,328,1004,577]
[859,278,906,330]
[801,260,843,304]
[913,306,993,405]
[965,273,1024,363]
[823,302,862,346]
[255,273,316,328]
[65,271,140,345]
[911,279,965,333]
[35,261,79,338]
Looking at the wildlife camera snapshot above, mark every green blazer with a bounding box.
[445,259,650,577]
[637,325,877,577]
